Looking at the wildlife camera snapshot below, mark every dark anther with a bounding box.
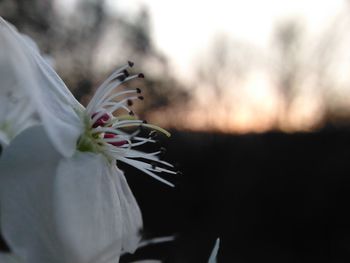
[160,147,167,154]
[151,162,157,169]
[142,120,148,124]
[117,75,126,81]
[136,88,142,93]
[128,61,134,67]
[127,99,133,106]
[129,111,134,116]
[176,171,183,176]
[123,69,130,77]
[138,96,144,100]
[138,73,145,78]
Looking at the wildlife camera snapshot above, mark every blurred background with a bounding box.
[2,0,350,262]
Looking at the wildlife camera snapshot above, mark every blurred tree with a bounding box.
[193,35,257,130]
[271,9,350,129]
[0,0,189,115]
[273,20,304,128]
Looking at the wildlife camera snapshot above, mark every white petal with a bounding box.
[0,22,37,144]
[0,130,9,147]
[0,253,22,263]
[55,152,124,263]
[0,126,65,263]
[113,167,143,253]
[0,17,84,156]
[0,125,132,263]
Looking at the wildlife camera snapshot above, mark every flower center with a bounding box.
[76,62,177,187]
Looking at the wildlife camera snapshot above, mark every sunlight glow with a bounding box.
[104,0,347,132]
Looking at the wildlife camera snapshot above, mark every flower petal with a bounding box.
[0,126,65,263]
[0,131,9,147]
[0,22,37,146]
[0,17,83,156]
[113,167,143,253]
[0,253,22,263]
[54,152,124,262]
[0,125,134,263]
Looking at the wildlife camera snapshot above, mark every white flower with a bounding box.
[1,126,142,263]
[0,17,83,155]
[0,21,38,146]
[0,252,21,263]
[0,17,175,263]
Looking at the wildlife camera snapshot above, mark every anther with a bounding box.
[138,73,145,78]
[128,61,134,67]
[136,88,142,93]
[142,120,148,124]
[176,171,183,176]
[123,69,130,77]
[117,75,126,81]
[138,96,144,100]
[127,99,133,106]
[151,162,157,169]
[129,111,134,116]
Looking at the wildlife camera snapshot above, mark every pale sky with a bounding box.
[59,0,349,132]
[107,0,345,79]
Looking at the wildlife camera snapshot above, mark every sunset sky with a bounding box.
[107,0,344,79]
[58,0,350,133]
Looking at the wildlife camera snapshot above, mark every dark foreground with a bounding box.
[2,128,350,262]
[123,128,350,262]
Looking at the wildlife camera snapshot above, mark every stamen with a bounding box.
[87,63,131,102]
[103,133,128,147]
[91,112,111,128]
[150,166,177,175]
[88,78,125,114]
[90,111,110,127]
[101,90,140,108]
[141,123,171,137]
[112,120,144,128]
[82,63,177,186]
[149,130,157,138]
[122,69,130,77]
[101,96,140,111]
[117,75,126,82]
[151,162,157,169]
[118,157,175,187]
[87,65,139,115]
